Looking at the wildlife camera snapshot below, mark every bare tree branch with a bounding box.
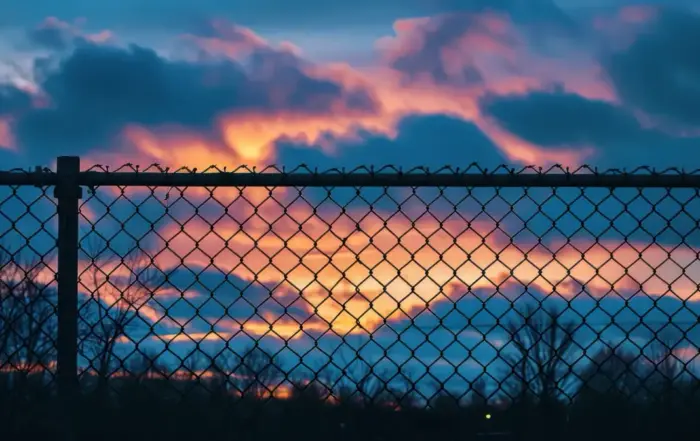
[0,246,57,393]
[233,344,283,399]
[501,303,579,406]
[78,236,164,395]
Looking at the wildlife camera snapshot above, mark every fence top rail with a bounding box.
[1,162,700,188]
[75,171,700,188]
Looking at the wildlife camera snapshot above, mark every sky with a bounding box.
[2,1,700,400]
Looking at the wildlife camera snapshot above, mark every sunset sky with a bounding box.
[2,0,700,398]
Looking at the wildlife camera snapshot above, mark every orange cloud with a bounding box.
[76,13,611,171]
[123,125,238,170]
[129,198,700,341]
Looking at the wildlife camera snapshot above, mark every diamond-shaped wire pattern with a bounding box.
[4,162,700,439]
[0,170,59,435]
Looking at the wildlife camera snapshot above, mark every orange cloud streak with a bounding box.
[139,204,700,340]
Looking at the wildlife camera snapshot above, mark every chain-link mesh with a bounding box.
[0,168,59,435]
[4,162,700,440]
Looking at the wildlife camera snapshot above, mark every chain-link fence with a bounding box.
[2,157,700,440]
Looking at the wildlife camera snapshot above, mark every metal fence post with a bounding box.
[55,156,82,411]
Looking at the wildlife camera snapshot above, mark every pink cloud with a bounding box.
[0,117,15,149]
[27,16,115,50]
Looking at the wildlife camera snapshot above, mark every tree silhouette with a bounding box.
[428,386,463,411]
[467,375,490,407]
[0,249,56,394]
[78,237,164,397]
[578,346,643,400]
[571,345,643,439]
[288,360,334,404]
[125,348,170,382]
[0,248,57,437]
[645,331,685,396]
[233,344,283,399]
[181,348,209,381]
[498,303,581,439]
[204,349,237,402]
[501,303,579,406]
[331,351,403,408]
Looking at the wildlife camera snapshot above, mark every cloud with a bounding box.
[183,19,269,57]
[381,13,506,87]
[479,88,700,168]
[271,113,510,213]
[0,10,607,169]
[23,17,115,52]
[9,40,379,161]
[276,113,507,169]
[378,0,581,87]
[25,17,83,51]
[480,87,643,147]
[159,267,312,332]
[0,85,31,151]
[603,8,700,127]
[0,84,32,116]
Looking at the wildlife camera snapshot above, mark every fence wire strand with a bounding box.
[2,159,700,440]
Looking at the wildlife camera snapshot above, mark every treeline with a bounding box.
[2,248,700,440]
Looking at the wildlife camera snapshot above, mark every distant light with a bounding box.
[485,413,492,420]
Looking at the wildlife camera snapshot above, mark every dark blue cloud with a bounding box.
[367,281,700,383]
[481,89,643,147]
[396,185,700,252]
[0,85,32,116]
[514,187,700,248]
[24,18,81,51]
[277,113,506,170]
[159,268,277,327]
[9,43,378,162]
[604,9,700,127]
[479,89,700,169]
[0,86,31,156]
[275,114,509,212]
